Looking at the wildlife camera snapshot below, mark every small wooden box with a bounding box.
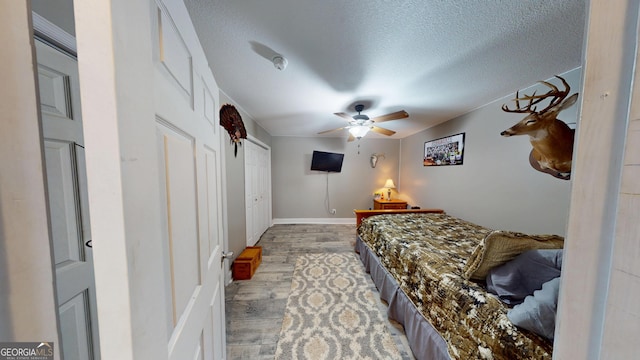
[233,246,262,280]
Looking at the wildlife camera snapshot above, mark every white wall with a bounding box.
[399,69,581,236]
[556,0,640,357]
[271,136,401,221]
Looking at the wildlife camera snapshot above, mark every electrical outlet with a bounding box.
[330,209,336,215]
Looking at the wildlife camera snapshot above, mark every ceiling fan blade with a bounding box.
[347,133,356,142]
[370,110,409,123]
[334,112,353,121]
[370,126,396,136]
[318,127,346,135]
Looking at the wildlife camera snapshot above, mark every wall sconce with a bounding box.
[370,153,385,168]
[384,179,396,200]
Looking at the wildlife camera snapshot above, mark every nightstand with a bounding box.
[373,199,408,210]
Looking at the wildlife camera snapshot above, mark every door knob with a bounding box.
[221,251,234,265]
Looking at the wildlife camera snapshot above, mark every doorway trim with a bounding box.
[32,11,77,57]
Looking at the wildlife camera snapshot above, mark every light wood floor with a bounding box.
[225,224,415,359]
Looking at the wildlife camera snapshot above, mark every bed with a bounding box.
[354,210,564,360]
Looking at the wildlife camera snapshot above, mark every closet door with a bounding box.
[245,140,271,247]
[257,143,271,236]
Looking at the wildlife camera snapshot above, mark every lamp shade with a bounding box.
[383,179,396,189]
[348,125,370,138]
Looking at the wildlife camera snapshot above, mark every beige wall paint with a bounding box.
[271,136,401,220]
[219,92,271,269]
[399,68,582,236]
[220,93,247,272]
[0,4,61,358]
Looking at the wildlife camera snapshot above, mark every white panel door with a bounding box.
[152,2,226,359]
[36,39,101,360]
[245,141,257,246]
[245,140,271,247]
[256,144,270,238]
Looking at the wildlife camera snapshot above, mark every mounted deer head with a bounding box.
[501,76,578,180]
[370,153,385,168]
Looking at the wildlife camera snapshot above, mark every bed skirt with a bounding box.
[356,236,451,360]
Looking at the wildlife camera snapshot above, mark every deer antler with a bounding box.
[502,76,570,114]
[500,75,578,179]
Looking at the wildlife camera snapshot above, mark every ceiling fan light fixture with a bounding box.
[349,125,370,139]
[272,55,288,70]
[320,105,406,139]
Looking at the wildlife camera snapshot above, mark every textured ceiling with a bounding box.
[186,0,585,139]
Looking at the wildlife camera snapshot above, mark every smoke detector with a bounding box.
[272,55,288,71]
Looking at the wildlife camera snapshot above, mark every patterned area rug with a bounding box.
[274,253,402,360]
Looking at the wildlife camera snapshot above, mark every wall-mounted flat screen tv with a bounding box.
[310,150,344,172]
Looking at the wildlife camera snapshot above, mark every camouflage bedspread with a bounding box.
[357,213,553,360]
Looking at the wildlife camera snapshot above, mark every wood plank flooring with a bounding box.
[225,224,415,359]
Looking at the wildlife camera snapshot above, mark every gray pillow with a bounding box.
[486,249,562,305]
[507,277,560,340]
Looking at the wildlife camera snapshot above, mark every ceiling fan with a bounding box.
[318,104,409,141]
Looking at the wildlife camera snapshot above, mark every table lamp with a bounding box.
[384,179,396,200]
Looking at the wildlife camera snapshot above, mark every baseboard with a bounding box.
[272,218,356,225]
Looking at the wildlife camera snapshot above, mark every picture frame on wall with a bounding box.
[423,132,465,166]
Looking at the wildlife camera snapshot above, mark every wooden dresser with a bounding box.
[373,199,408,210]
